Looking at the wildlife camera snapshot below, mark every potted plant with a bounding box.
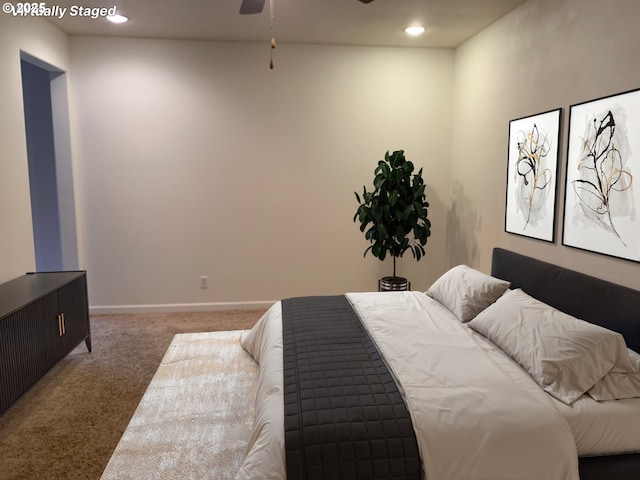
[353,150,431,290]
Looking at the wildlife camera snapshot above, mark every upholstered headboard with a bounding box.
[491,248,640,353]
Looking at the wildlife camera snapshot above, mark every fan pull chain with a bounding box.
[269,0,275,69]
[270,36,276,69]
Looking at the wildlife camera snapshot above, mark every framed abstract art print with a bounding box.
[505,108,562,242]
[562,88,640,262]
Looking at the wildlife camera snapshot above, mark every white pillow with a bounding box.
[425,265,510,322]
[588,350,640,401]
[468,288,630,405]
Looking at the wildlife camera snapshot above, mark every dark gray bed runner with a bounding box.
[282,295,421,480]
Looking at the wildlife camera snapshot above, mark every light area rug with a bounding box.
[100,330,257,480]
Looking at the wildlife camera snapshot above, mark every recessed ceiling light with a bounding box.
[107,13,128,24]
[404,25,425,36]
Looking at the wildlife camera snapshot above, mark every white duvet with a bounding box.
[236,292,579,480]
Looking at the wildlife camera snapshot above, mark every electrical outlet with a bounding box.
[200,276,208,289]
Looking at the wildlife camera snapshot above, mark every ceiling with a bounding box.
[47,0,526,49]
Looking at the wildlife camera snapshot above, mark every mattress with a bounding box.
[237,292,640,479]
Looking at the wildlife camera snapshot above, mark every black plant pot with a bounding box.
[378,276,410,292]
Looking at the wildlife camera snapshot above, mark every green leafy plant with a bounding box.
[353,150,431,278]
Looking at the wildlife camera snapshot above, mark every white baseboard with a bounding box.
[90,301,276,315]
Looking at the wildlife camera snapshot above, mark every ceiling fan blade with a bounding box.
[358,0,375,3]
[240,0,265,14]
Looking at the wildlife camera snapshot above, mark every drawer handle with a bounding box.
[61,313,65,335]
[57,314,62,336]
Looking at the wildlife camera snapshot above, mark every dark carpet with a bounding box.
[0,310,264,480]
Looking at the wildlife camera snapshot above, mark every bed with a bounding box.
[236,248,640,480]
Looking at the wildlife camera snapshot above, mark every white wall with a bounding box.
[7,0,635,309]
[69,38,453,309]
[450,0,640,290]
[0,15,70,284]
